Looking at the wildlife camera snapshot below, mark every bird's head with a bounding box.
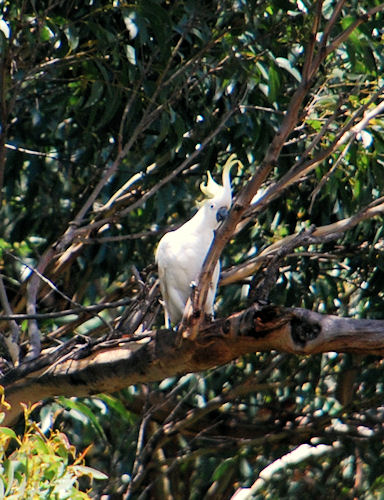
[199,154,238,228]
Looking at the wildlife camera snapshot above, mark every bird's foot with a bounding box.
[204,313,214,323]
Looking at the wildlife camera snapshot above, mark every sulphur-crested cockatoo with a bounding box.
[156,156,236,327]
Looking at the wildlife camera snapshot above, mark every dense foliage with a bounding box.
[1,0,384,498]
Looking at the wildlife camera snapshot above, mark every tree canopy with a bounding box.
[1,0,384,498]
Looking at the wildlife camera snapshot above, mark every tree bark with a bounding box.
[1,303,384,426]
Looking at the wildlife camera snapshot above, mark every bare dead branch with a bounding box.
[0,297,135,321]
[4,143,60,159]
[232,442,342,499]
[6,251,114,336]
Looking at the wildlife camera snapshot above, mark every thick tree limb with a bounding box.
[2,303,384,426]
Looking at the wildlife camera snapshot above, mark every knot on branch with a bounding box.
[252,304,289,337]
[234,304,289,339]
[233,202,244,212]
[290,317,321,347]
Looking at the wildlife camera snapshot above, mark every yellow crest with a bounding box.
[199,154,239,207]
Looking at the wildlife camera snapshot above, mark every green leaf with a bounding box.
[212,457,236,481]
[57,398,107,441]
[40,24,53,42]
[0,427,18,442]
[275,57,301,82]
[84,81,104,109]
[31,434,50,455]
[125,45,136,65]
[268,63,280,103]
[98,394,136,423]
[65,23,79,51]
[4,459,17,495]
[72,465,108,480]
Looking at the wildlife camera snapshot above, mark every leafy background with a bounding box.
[1,0,384,498]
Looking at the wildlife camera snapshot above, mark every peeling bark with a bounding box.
[1,303,384,426]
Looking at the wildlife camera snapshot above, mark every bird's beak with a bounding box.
[216,206,229,223]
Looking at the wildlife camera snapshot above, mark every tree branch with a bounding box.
[232,442,342,499]
[184,71,315,337]
[221,196,384,285]
[183,0,383,337]
[244,91,384,224]
[2,303,384,426]
[302,0,324,82]
[318,3,384,70]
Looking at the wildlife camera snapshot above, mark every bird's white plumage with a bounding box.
[156,156,236,326]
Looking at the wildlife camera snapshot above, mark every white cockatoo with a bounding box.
[156,155,236,327]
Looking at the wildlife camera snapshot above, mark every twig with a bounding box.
[316,3,384,75]
[5,143,60,159]
[239,105,284,115]
[302,0,324,82]
[119,101,240,218]
[309,135,354,212]
[0,276,20,364]
[117,51,156,154]
[123,413,152,499]
[7,251,114,339]
[116,279,160,336]
[251,226,324,302]
[59,31,221,252]
[24,249,56,360]
[96,150,173,213]
[0,297,135,321]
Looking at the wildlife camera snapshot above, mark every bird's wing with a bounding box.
[156,232,196,323]
[156,216,217,324]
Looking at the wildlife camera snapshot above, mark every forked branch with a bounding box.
[186,6,383,336]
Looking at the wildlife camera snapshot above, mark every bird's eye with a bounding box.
[210,203,214,209]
